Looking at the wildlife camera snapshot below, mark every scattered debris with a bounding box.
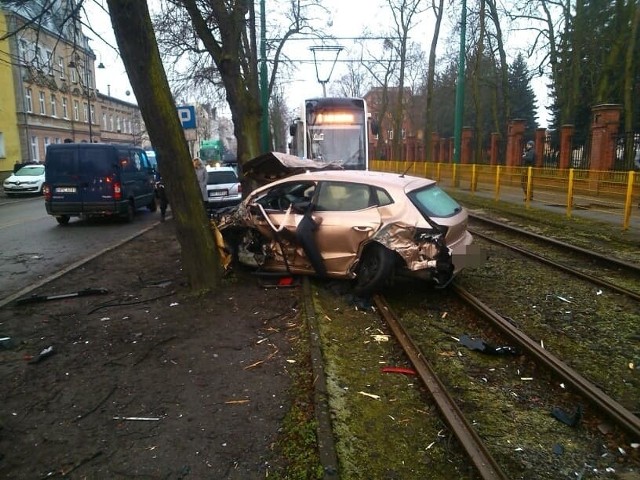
[381,366,417,376]
[358,391,381,400]
[15,287,109,305]
[459,334,520,355]
[371,334,390,343]
[553,444,564,455]
[225,399,250,405]
[28,345,55,364]
[0,336,14,349]
[259,276,299,288]
[551,405,583,427]
[113,416,161,421]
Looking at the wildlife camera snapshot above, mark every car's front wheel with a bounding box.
[353,243,395,296]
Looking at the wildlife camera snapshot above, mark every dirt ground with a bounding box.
[0,220,303,479]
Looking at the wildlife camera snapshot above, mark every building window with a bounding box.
[58,56,64,79]
[102,113,107,129]
[50,94,57,117]
[35,46,42,69]
[30,136,39,161]
[25,88,33,113]
[39,91,46,115]
[117,116,122,132]
[46,50,53,75]
[110,115,114,131]
[62,97,68,119]
[83,102,88,123]
[70,66,77,83]
[0,132,5,157]
[73,100,79,121]
[89,104,94,125]
[44,137,50,151]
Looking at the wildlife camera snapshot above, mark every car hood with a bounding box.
[242,151,342,185]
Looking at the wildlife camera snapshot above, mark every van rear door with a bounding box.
[46,146,118,213]
[79,146,119,211]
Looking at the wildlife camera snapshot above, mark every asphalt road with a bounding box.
[0,194,162,305]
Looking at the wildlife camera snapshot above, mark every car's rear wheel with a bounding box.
[55,215,70,226]
[353,243,395,296]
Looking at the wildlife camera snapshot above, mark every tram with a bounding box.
[288,97,376,171]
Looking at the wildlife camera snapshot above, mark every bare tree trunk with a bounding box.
[106,0,223,292]
[424,0,444,161]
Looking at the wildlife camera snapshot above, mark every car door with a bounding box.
[312,181,381,275]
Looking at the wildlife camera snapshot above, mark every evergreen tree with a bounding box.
[509,53,538,139]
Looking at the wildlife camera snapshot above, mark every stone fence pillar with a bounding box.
[589,104,622,171]
[506,119,526,166]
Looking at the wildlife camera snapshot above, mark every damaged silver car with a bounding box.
[216,152,475,295]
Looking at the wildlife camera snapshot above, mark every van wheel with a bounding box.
[56,215,70,226]
[147,196,157,212]
[123,202,135,222]
[353,243,395,296]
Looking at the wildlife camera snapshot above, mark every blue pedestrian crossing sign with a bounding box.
[177,105,196,129]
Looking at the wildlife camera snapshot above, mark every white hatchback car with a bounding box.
[206,166,242,209]
[3,164,46,196]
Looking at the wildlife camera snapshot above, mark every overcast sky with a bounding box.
[84,1,551,126]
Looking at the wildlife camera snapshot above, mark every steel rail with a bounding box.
[373,294,509,480]
[453,285,640,439]
[468,213,640,274]
[469,228,640,302]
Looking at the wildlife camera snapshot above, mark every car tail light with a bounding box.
[238,184,242,194]
[113,181,122,200]
[43,183,51,201]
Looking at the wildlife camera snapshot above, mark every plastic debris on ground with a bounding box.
[551,404,583,427]
[459,334,520,355]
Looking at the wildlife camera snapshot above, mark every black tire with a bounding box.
[147,195,157,212]
[353,243,395,296]
[55,215,70,225]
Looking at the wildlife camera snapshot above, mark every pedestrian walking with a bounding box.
[193,157,208,203]
[521,140,535,200]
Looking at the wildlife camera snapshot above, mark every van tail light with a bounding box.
[113,181,122,200]
[43,183,51,201]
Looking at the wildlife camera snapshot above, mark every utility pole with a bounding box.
[259,0,269,152]
[453,0,467,164]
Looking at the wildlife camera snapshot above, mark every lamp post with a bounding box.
[68,57,103,143]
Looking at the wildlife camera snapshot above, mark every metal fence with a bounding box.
[371,160,640,231]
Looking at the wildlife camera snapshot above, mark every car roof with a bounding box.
[278,169,437,192]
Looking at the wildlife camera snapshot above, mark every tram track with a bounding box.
[305,210,640,478]
[370,287,640,479]
[468,214,640,301]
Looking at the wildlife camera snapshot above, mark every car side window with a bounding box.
[373,187,393,207]
[132,151,143,171]
[316,182,372,211]
[257,181,316,211]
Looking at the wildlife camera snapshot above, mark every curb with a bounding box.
[302,278,340,478]
[0,220,164,309]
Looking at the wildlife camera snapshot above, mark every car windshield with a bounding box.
[16,166,45,176]
[208,171,238,184]
[408,184,463,218]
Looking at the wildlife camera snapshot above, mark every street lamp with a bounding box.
[68,57,104,142]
